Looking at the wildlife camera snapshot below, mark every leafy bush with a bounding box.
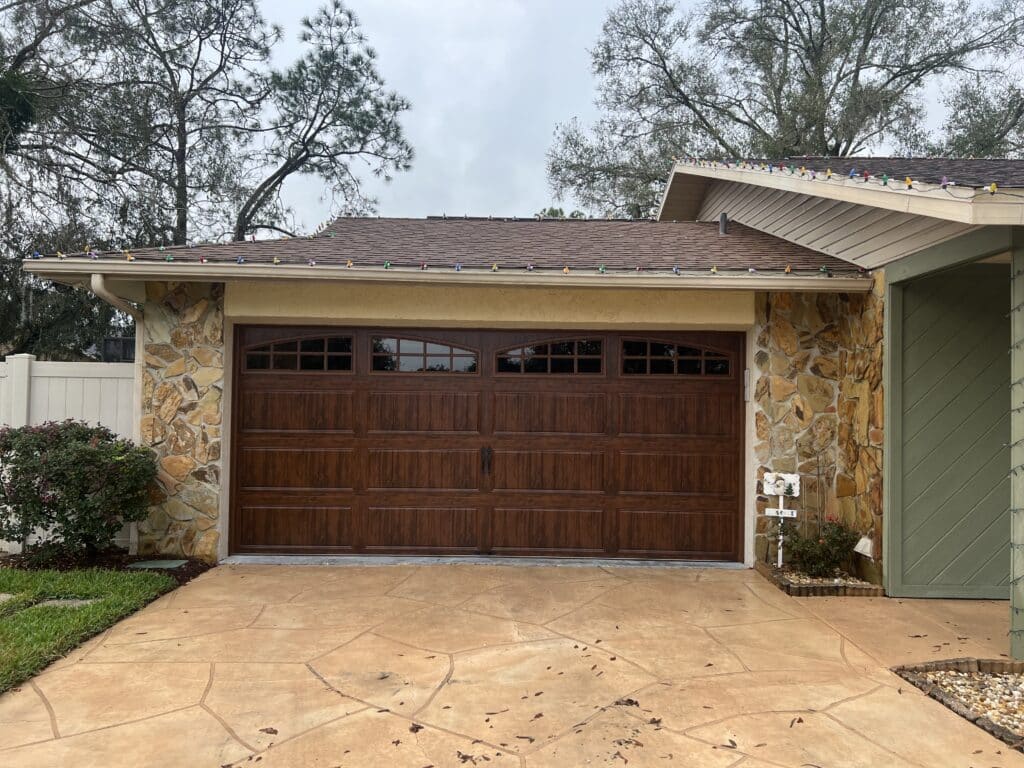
[0,421,157,557]
[786,516,860,577]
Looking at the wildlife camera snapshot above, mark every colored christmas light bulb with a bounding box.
[562,265,570,274]
[491,263,499,272]
[672,265,681,275]
[235,255,245,264]
[598,264,606,274]
[308,258,316,266]
[346,259,353,268]
[785,264,792,274]
[526,263,535,271]
[941,176,949,189]
[383,260,391,269]
[710,265,718,274]
[454,262,462,271]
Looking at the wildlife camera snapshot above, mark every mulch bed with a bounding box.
[0,547,212,586]
[754,560,884,597]
[894,658,1024,752]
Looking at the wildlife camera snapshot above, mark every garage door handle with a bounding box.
[481,446,493,475]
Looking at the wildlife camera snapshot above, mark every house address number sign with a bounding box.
[763,472,800,568]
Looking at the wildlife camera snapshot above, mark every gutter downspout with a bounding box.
[90,273,144,555]
[90,273,141,321]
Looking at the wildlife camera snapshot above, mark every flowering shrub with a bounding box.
[0,421,156,557]
[786,515,860,577]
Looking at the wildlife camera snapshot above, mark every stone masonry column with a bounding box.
[137,282,225,563]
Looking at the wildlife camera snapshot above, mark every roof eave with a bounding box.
[660,162,1024,226]
[22,259,873,293]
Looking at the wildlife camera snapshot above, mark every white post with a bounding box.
[777,493,785,568]
[7,354,34,427]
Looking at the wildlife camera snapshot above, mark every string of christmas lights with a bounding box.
[22,248,864,277]
[675,157,1012,199]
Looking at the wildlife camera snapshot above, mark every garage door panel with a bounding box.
[618,452,738,495]
[493,392,607,435]
[240,390,355,433]
[366,449,480,491]
[238,447,357,491]
[366,391,481,433]
[618,393,735,437]
[490,507,605,553]
[617,509,737,557]
[492,450,605,493]
[363,506,479,551]
[232,327,743,559]
[238,505,355,550]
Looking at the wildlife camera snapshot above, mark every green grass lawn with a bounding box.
[0,568,175,693]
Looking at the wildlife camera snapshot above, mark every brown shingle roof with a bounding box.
[48,217,857,274]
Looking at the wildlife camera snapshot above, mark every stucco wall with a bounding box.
[753,273,885,580]
[224,280,756,329]
[139,282,225,562]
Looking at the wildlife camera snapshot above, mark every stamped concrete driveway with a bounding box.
[1,563,1021,768]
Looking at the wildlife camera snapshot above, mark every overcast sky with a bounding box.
[262,0,616,229]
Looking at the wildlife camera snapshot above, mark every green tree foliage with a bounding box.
[0,421,157,557]
[536,206,586,218]
[0,0,411,358]
[549,0,1024,216]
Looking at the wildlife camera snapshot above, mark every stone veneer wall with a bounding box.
[753,272,885,581]
[138,282,225,562]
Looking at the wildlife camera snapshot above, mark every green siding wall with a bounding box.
[896,264,1009,597]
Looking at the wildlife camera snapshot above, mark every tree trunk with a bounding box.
[173,100,188,245]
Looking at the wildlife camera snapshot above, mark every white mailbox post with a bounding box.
[763,472,800,568]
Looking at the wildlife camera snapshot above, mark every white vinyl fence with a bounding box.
[0,354,137,552]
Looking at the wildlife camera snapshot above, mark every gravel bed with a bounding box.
[923,669,1024,736]
[780,569,873,587]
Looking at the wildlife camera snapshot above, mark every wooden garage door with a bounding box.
[230,326,744,559]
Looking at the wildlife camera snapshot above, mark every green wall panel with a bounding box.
[896,264,1009,598]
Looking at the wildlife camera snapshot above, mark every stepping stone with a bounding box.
[35,598,98,608]
[0,593,14,605]
[126,559,187,570]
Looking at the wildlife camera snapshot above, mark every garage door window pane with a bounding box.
[371,336,478,374]
[272,354,297,370]
[705,357,730,375]
[497,356,521,373]
[246,336,354,372]
[246,353,269,369]
[495,338,603,374]
[622,339,731,377]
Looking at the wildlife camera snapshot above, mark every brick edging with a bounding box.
[893,659,1024,752]
[753,560,885,597]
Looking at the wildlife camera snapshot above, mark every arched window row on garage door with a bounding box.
[621,338,731,376]
[245,336,353,371]
[496,338,603,374]
[371,336,478,373]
